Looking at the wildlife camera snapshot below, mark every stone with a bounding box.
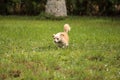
[45,0,67,17]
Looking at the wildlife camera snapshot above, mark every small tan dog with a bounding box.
[53,24,71,48]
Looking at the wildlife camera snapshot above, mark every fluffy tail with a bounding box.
[64,24,71,33]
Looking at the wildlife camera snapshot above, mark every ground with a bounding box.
[0,16,120,80]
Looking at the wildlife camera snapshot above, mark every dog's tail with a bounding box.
[64,24,71,33]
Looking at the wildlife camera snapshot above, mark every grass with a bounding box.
[0,16,120,80]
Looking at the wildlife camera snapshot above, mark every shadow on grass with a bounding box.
[32,45,60,52]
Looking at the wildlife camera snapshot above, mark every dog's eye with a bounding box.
[57,38,59,40]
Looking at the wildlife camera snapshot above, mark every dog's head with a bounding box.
[53,33,64,43]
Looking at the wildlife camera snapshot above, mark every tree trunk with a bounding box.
[45,0,67,17]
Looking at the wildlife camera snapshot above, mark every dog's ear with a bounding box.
[52,34,55,37]
[60,33,64,36]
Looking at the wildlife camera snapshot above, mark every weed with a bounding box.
[0,16,120,80]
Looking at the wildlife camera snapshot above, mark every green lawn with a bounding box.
[0,16,120,80]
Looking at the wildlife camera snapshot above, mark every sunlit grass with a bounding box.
[0,16,120,80]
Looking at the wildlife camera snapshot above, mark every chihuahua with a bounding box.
[53,24,71,48]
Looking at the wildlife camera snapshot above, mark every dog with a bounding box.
[53,24,71,48]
